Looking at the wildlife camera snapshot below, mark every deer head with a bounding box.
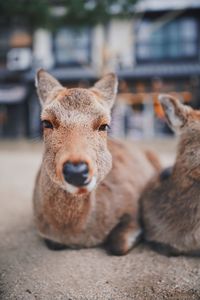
[159,94,200,170]
[36,70,118,195]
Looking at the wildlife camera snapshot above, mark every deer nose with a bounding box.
[63,161,89,187]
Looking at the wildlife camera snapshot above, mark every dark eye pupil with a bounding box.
[99,124,109,131]
[42,120,53,129]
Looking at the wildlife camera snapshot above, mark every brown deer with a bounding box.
[33,70,160,255]
[139,94,200,256]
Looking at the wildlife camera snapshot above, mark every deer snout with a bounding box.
[63,161,89,187]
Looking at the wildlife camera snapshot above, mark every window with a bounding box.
[136,17,198,62]
[54,27,91,67]
[0,28,32,69]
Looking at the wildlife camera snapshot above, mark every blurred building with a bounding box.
[0,0,200,138]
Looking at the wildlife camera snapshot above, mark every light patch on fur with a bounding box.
[126,229,142,249]
[35,74,39,88]
[85,176,97,192]
[159,94,184,133]
[113,77,118,96]
[166,106,183,132]
[65,182,79,194]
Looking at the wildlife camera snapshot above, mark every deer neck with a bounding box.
[39,165,97,231]
[173,139,200,183]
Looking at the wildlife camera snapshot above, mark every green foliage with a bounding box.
[0,0,138,29]
[62,0,138,25]
[0,0,50,28]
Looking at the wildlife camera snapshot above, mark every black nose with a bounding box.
[63,161,89,187]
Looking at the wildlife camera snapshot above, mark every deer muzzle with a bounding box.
[63,161,89,187]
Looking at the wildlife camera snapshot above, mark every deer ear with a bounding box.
[159,94,191,133]
[92,73,118,109]
[35,69,63,105]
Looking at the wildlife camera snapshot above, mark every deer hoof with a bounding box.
[44,239,67,251]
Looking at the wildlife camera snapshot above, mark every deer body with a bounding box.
[34,139,156,248]
[33,70,159,255]
[140,95,200,256]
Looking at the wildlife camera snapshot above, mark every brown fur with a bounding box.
[33,70,160,255]
[139,94,200,256]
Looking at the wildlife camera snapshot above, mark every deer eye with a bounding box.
[42,120,53,129]
[98,124,110,132]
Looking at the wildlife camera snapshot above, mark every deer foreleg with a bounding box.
[105,214,142,255]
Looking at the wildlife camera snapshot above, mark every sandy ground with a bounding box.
[1,139,200,300]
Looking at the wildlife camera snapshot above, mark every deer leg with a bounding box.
[44,239,67,251]
[105,214,142,256]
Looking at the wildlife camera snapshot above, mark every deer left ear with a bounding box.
[35,69,63,105]
[92,73,118,109]
[159,94,191,133]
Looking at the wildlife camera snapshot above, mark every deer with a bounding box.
[33,69,160,255]
[139,94,200,256]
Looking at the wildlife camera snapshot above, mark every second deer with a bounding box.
[140,94,200,256]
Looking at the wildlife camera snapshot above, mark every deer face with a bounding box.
[36,70,118,195]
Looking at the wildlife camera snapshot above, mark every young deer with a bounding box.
[33,70,160,255]
[139,94,200,256]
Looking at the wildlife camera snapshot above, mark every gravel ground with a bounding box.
[1,138,200,300]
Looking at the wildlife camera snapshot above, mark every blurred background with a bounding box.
[0,0,200,140]
[0,3,200,298]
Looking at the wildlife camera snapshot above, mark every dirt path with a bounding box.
[1,139,200,300]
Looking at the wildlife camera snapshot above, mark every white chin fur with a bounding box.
[64,176,97,194]
[85,176,97,192]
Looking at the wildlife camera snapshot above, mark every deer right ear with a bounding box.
[35,69,63,105]
[159,94,191,133]
[92,73,118,109]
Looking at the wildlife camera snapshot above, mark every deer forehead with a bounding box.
[56,88,107,109]
[42,89,110,126]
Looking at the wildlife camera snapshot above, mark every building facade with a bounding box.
[0,0,200,137]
